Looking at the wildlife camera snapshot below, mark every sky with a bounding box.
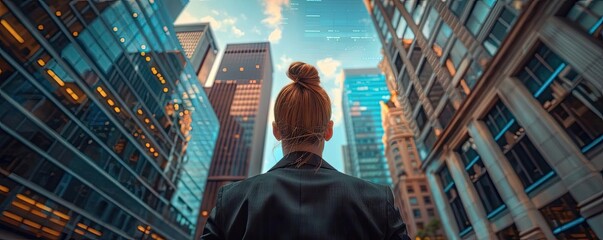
[175,0,383,172]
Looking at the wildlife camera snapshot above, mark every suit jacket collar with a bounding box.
[268,151,336,172]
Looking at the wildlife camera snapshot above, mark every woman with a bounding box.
[202,62,411,240]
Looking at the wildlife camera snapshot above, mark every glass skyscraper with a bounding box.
[0,0,217,239]
[342,68,392,185]
[366,0,603,239]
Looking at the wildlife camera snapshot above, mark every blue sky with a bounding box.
[175,0,383,172]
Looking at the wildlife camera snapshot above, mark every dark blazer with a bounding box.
[202,151,411,240]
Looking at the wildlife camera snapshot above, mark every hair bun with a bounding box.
[287,61,320,86]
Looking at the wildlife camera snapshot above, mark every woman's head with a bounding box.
[273,62,333,150]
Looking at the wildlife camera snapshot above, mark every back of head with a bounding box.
[274,62,332,146]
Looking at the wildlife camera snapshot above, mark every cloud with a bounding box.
[175,10,198,24]
[262,0,290,27]
[268,28,282,43]
[330,71,345,126]
[316,57,342,79]
[231,26,245,38]
[276,54,293,72]
[200,15,222,29]
[211,9,220,16]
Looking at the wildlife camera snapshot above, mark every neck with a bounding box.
[282,143,323,157]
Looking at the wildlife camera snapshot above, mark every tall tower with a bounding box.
[174,23,218,87]
[341,68,392,185]
[0,0,218,239]
[195,42,273,238]
[365,0,603,239]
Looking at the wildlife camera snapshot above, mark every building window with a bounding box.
[539,193,598,239]
[438,101,456,129]
[413,209,422,217]
[465,0,497,36]
[415,106,427,130]
[458,137,505,218]
[222,67,227,72]
[484,7,518,56]
[410,197,418,205]
[412,1,427,25]
[497,224,520,240]
[450,0,469,17]
[458,60,484,97]
[420,185,428,193]
[564,1,603,42]
[417,59,433,88]
[446,39,468,76]
[423,127,437,155]
[427,208,435,217]
[483,101,555,192]
[402,26,415,51]
[422,7,439,39]
[439,166,472,235]
[396,13,408,38]
[408,186,415,193]
[433,22,452,57]
[516,44,603,153]
[394,53,403,75]
[423,196,431,204]
[408,85,419,111]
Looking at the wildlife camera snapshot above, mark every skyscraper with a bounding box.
[381,99,443,238]
[175,23,218,86]
[0,0,218,239]
[342,68,392,185]
[196,42,273,238]
[366,0,603,239]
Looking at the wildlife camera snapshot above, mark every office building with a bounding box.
[196,42,273,238]
[380,55,443,239]
[342,68,392,185]
[0,0,218,239]
[366,0,603,239]
[175,23,218,86]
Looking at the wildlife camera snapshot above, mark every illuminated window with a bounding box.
[255,64,260,69]
[433,22,452,57]
[239,67,244,71]
[446,39,468,76]
[222,67,227,72]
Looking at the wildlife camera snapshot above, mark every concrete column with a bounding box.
[467,121,553,239]
[539,17,603,94]
[426,169,461,240]
[499,78,603,211]
[446,152,495,239]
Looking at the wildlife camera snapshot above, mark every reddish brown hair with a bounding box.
[274,62,331,146]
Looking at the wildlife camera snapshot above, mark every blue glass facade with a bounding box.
[342,68,392,185]
[0,0,217,239]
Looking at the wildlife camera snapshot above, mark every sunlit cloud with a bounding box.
[199,15,222,29]
[316,57,342,79]
[175,10,198,24]
[268,28,282,43]
[262,0,289,27]
[262,0,289,44]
